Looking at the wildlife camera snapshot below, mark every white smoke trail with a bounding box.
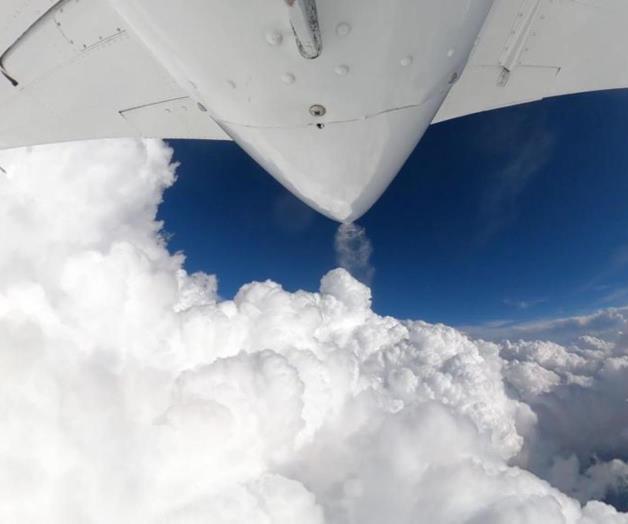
[334,222,374,285]
[0,140,627,523]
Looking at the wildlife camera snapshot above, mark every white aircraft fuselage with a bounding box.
[110,0,494,222]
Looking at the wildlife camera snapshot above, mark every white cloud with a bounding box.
[0,140,627,522]
[464,306,628,346]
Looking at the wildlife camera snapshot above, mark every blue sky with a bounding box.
[158,89,628,327]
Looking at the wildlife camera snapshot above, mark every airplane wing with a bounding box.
[434,0,628,123]
[0,0,230,149]
[2,0,627,221]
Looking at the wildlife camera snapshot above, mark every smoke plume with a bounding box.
[334,222,374,285]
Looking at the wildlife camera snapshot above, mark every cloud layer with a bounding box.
[0,140,627,523]
[465,306,628,347]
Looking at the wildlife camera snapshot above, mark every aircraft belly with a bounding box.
[223,99,444,222]
[108,0,495,220]
[109,0,494,128]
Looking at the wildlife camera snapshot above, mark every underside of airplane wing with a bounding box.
[435,0,628,123]
[1,0,627,221]
[0,0,230,149]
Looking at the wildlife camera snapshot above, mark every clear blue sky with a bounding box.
[158,89,628,326]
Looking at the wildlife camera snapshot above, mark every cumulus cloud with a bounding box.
[334,223,374,285]
[464,306,628,346]
[1,140,628,523]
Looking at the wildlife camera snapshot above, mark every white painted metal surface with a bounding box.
[109,0,493,221]
[0,0,57,54]
[436,0,628,122]
[1,0,628,221]
[227,100,444,221]
[0,0,229,148]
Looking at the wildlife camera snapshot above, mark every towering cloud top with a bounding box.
[0,140,626,523]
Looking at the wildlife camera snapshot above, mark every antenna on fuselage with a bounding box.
[285,0,322,59]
